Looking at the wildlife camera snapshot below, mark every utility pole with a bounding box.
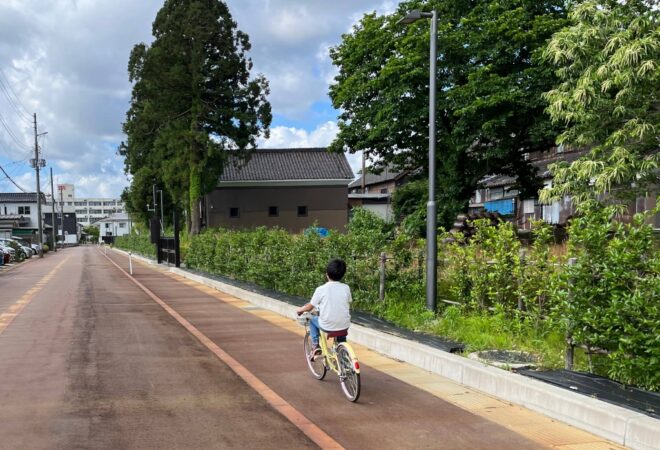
[50,167,56,252]
[31,113,45,258]
[59,185,64,247]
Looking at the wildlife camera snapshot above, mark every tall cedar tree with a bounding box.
[120,0,271,233]
[329,0,567,229]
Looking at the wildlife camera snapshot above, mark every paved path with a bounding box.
[0,246,626,449]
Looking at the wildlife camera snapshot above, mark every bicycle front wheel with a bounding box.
[303,330,326,380]
[337,344,360,402]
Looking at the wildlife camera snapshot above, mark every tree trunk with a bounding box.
[190,197,201,235]
[189,167,202,235]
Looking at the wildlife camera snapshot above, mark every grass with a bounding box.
[358,292,572,371]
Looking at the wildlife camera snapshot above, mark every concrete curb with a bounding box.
[167,266,659,450]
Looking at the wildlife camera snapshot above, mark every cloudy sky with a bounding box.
[0,0,396,198]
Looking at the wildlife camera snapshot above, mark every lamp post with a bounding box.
[397,9,437,311]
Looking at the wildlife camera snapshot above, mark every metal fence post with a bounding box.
[379,252,386,301]
[173,209,180,268]
[129,251,133,275]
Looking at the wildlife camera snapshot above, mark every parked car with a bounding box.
[0,245,12,264]
[0,239,26,261]
[0,244,15,263]
[11,237,36,257]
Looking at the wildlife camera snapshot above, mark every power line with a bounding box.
[0,111,32,153]
[0,69,33,123]
[0,163,28,192]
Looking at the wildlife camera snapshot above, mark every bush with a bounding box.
[42,244,49,253]
[553,205,659,390]
[115,227,156,258]
[182,206,658,390]
[6,241,26,262]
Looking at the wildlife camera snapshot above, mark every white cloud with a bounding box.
[1,0,392,197]
[259,121,339,148]
[258,120,361,176]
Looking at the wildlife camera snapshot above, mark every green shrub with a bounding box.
[114,227,156,258]
[7,241,25,262]
[554,205,659,390]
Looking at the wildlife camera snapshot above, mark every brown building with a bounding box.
[348,165,409,221]
[204,148,354,232]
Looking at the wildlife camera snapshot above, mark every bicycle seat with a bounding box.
[325,329,348,338]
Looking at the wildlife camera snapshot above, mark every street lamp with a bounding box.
[397,9,438,311]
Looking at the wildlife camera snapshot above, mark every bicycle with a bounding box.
[297,311,361,402]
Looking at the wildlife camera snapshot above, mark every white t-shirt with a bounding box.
[310,281,352,331]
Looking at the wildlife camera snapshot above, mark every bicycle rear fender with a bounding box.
[337,342,360,374]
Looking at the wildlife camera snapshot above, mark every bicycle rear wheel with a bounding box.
[337,344,360,402]
[303,331,326,380]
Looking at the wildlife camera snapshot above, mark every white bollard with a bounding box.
[129,251,133,275]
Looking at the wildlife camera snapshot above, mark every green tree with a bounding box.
[120,0,272,232]
[83,225,100,242]
[329,0,567,228]
[541,0,659,207]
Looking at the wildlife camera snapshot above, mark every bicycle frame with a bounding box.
[317,330,360,376]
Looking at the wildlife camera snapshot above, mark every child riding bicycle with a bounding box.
[296,259,352,355]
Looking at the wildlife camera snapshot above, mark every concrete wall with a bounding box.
[205,185,349,232]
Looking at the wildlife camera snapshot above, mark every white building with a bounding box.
[0,192,48,242]
[73,198,125,226]
[46,184,125,227]
[93,213,132,241]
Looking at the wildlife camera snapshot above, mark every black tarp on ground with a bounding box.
[182,268,464,353]
[519,369,660,419]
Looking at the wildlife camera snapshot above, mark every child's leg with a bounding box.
[310,316,320,346]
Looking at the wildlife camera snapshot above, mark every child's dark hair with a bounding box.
[326,259,347,281]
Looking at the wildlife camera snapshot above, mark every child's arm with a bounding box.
[296,302,315,315]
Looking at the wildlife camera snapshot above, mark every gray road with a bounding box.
[0,247,314,449]
[0,246,544,449]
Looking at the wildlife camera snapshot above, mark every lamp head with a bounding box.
[397,10,429,25]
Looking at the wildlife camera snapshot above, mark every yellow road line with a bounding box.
[0,257,71,335]
[101,249,344,450]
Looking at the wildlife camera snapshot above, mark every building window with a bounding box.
[297,206,308,217]
[105,223,111,229]
[119,222,126,228]
[18,206,30,215]
[380,188,388,194]
[268,206,278,217]
[229,207,239,218]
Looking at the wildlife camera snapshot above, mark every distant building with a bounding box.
[46,184,125,227]
[0,192,49,242]
[44,212,81,245]
[348,165,409,221]
[469,147,659,230]
[204,148,354,232]
[73,198,125,226]
[93,213,132,243]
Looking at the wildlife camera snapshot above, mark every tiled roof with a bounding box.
[219,148,354,182]
[0,192,47,203]
[93,213,130,224]
[348,165,406,189]
[481,149,589,188]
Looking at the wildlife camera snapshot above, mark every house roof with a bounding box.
[219,148,354,183]
[348,165,407,189]
[92,213,130,224]
[480,149,589,189]
[0,192,47,203]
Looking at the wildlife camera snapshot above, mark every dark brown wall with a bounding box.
[205,185,349,232]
